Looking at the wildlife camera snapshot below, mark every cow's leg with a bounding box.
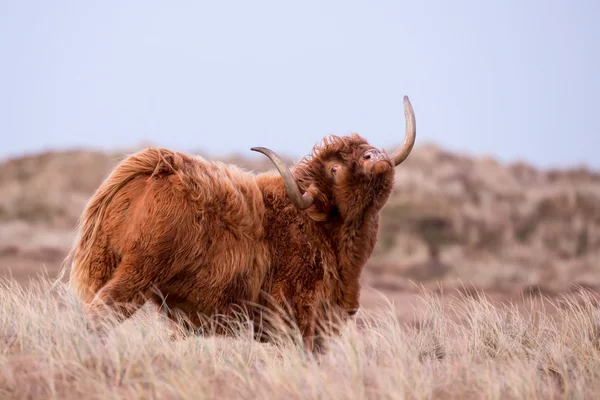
[86,255,155,327]
[83,235,121,303]
[151,296,254,340]
[147,297,202,339]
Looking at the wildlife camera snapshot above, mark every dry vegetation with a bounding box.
[1,144,600,398]
[373,144,600,296]
[2,144,599,297]
[2,277,600,399]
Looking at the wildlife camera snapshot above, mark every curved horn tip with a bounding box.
[390,94,416,166]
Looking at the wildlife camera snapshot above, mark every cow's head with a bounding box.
[252,95,416,222]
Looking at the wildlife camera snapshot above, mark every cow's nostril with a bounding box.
[364,154,371,160]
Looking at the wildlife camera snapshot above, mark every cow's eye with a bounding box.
[331,166,338,175]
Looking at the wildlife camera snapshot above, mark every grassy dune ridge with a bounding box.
[3,145,600,294]
[2,276,600,399]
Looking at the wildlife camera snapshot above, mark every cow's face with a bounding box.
[310,137,395,219]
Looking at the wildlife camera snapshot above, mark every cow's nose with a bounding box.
[363,149,385,162]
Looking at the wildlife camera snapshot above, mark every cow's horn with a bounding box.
[390,95,417,166]
[251,147,315,210]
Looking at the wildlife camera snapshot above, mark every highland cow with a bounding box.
[64,96,417,351]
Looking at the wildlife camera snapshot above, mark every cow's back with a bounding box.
[68,148,269,318]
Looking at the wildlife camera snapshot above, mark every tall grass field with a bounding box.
[1,276,600,399]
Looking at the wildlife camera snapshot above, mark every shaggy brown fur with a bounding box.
[66,149,269,326]
[64,107,415,350]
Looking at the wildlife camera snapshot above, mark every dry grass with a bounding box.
[2,275,600,399]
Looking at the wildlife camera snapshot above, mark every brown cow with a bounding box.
[64,96,416,351]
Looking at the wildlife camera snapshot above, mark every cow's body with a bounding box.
[65,96,417,351]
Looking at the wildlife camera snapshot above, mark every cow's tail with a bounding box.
[55,147,185,301]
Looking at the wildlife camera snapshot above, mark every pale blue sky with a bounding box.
[1,0,598,168]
